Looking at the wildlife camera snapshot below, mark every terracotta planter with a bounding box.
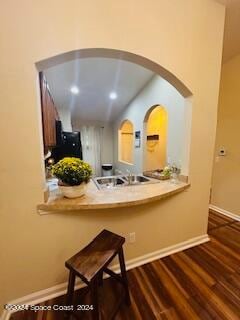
[59,182,87,199]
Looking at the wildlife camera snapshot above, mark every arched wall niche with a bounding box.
[143,105,168,172]
[35,48,192,98]
[118,119,134,164]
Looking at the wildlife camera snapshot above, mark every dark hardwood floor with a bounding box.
[10,210,240,319]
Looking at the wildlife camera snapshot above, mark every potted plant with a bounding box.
[52,157,92,198]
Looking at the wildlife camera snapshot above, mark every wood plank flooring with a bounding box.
[10,210,240,319]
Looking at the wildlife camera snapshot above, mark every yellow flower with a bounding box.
[52,157,92,186]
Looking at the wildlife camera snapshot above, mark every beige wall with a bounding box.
[0,0,224,311]
[211,54,240,215]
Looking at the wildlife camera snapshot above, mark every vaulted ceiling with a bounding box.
[44,58,154,123]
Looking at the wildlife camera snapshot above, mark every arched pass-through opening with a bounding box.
[36,48,192,98]
[143,105,168,172]
[36,48,192,183]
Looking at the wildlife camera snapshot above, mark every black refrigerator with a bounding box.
[51,131,83,163]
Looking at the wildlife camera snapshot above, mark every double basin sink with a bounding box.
[94,174,157,189]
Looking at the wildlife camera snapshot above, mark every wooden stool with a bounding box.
[65,229,131,319]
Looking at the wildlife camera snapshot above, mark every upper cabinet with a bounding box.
[39,72,59,149]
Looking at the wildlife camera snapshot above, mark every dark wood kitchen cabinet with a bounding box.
[39,72,59,150]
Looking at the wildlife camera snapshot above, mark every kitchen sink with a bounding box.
[122,175,150,184]
[94,174,158,189]
[94,176,125,189]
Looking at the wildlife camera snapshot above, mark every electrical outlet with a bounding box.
[129,232,136,243]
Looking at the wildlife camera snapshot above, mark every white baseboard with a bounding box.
[1,234,209,320]
[123,234,209,270]
[209,204,240,221]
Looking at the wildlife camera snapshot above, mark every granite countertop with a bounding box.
[37,178,190,213]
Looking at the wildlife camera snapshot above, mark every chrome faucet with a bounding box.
[126,169,133,185]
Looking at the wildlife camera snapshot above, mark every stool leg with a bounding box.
[65,270,76,319]
[118,247,131,306]
[98,271,103,287]
[90,278,99,320]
